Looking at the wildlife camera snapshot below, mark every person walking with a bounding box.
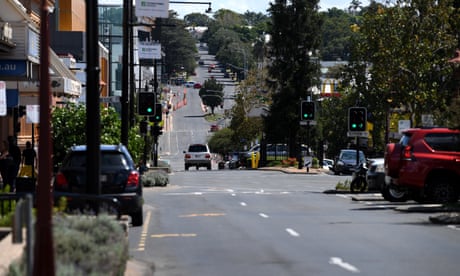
[21,141,37,178]
[0,140,11,189]
[7,136,21,191]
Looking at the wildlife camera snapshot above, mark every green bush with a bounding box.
[9,214,128,276]
[142,170,169,187]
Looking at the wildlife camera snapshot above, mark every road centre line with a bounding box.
[240,202,247,206]
[137,210,152,251]
[151,233,197,238]
[179,213,226,218]
[285,228,300,237]
[259,213,269,218]
[329,257,360,273]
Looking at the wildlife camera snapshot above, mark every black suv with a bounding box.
[54,144,143,226]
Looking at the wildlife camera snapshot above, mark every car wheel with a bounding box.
[131,209,143,227]
[428,176,458,203]
[381,183,408,202]
[185,165,189,171]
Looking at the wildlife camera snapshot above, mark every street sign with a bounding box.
[300,120,316,126]
[100,96,120,104]
[0,81,6,116]
[347,131,368,137]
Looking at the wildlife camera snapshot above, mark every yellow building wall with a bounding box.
[59,0,86,32]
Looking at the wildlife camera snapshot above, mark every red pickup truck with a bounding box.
[383,127,460,203]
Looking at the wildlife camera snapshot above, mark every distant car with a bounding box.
[184,81,195,87]
[332,149,366,175]
[210,124,219,132]
[54,144,144,227]
[366,158,384,191]
[193,82,202,89]
[183,143,212,170]
[322,158,334,170]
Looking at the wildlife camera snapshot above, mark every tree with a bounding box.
[51,104,144,167]
[199,78,224,114]
[346,0,459,150]
[183,12,211,26]
[160,14,198,76]
[265,0,322,158]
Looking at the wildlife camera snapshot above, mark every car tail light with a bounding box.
[55,172,68,188]
[403,145,412,159]
[127,171,139,187]
[205,153,211,159]
[185,154,191,159]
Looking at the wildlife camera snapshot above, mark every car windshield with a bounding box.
[64,151,128,168]
[189,145,208,152]
[341,151,365,161]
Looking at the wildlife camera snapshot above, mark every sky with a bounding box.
[100,1,371,18]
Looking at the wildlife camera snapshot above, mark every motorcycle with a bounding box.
[350,162,368,193]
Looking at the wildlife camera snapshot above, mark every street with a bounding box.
[126,47,460,276]
[128,170,460,276]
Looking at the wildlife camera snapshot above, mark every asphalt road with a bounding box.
[130,46,460,276]
[129,171,460,276]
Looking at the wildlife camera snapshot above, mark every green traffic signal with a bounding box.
[138,92,156,116]
[348,107,367,131]
[301,101,315,120]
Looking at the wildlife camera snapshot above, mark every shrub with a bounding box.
[9,214,128,276]
[142,170,169,187]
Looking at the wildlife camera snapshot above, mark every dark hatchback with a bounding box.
[54,144,143,226]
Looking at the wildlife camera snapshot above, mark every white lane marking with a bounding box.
[240,202,247,206]
[193,192,203,195]
[329,257,360,273]
[447,225,460,231]
[259,213,269,218]
[286,228,300,237]
[231,193,236,196]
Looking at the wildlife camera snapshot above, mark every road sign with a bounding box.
[0,81,6,116]
[300,120,316,126]
[347,131,368,137]
[100,96,120,103]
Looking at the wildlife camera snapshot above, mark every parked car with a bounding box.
[54,144,144,226]
[366,158,384,191]
[322,158,334,170]
[332,149,366,175]
[193,82,202,89]
[244,143,311,159]
[384,127,460,203]
[184,143,212,170]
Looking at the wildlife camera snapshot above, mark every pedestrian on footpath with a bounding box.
[21,141,37,178]
[7,136,21,191]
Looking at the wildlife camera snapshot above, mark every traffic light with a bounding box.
[149,103,162,122]
[139,119,148,135]
[150,124,163,136]
[301,101,315,120]
[138,92,156,116]
[348,107,367,131]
